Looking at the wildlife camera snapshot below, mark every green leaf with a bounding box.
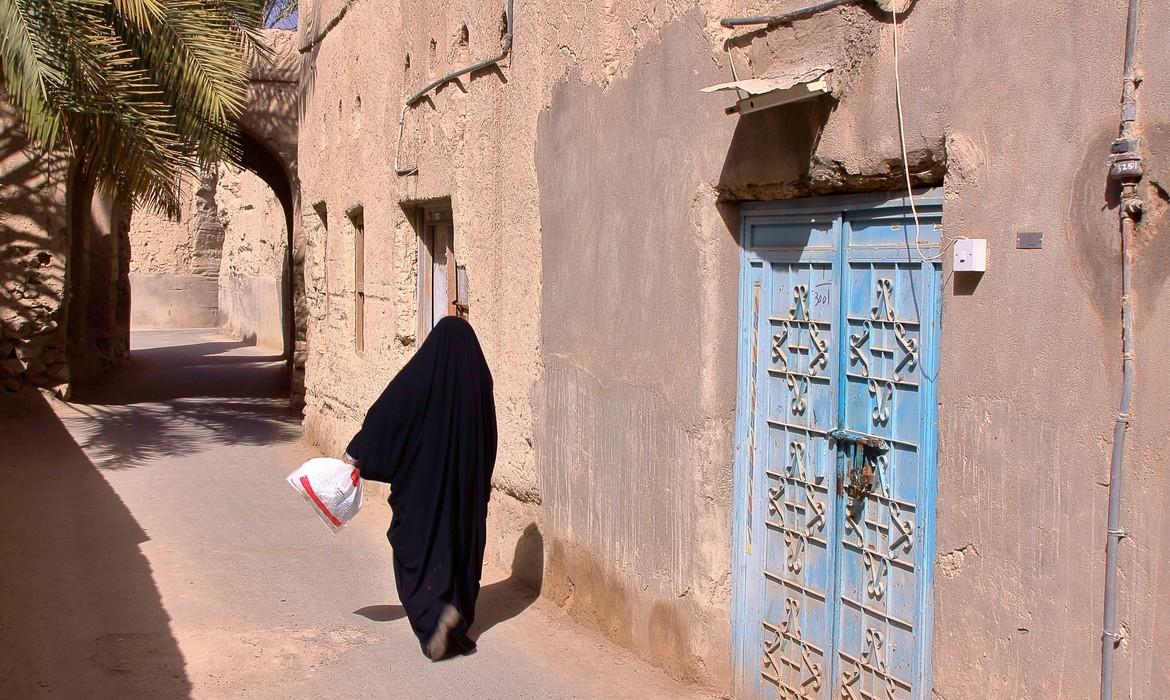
[0,0,270,209]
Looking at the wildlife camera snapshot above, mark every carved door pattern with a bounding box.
[734,194,943,700]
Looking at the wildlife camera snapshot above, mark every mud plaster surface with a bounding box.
[295,0,1170,696]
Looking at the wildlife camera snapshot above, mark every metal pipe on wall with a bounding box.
[394,0,515,176]
[1101,1,1142,698]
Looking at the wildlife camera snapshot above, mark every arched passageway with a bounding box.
[66,29,303,407]
[117,129,300,406]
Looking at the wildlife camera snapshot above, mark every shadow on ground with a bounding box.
[472,523,545,641]
[74,335,290,405]
[65,399,300,470]
[354,604,407,622]
[61,331,298,470]
[353,525,545,643]
[0,390,191,698]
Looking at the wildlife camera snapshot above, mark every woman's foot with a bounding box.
[425,604,462,661]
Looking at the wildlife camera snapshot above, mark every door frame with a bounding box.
[415,204,457,340]
[731,190,944,699]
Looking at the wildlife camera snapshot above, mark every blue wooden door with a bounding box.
[733,193,942,700]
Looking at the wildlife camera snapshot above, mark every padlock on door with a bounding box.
[831,428,889,506]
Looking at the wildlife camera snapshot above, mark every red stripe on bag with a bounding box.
[300,475,343,527]
[351,467,360,486]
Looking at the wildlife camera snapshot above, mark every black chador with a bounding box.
[346,317,497,659]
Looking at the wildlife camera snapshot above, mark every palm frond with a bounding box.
[0,0,65,146]
[0,0,270,212]
[112,0,165,29]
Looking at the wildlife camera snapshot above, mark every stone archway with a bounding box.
[117,29,304,406]
[0,30,302,403]
[222,28,304,407]
[231,126,305,407]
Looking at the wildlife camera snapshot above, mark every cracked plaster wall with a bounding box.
[296,0,1170,695]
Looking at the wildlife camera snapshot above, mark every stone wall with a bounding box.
[128,163,288,352]
[296,0,1170,695]
[65,175,131,388]
[217,165,289,351]
[0,100,71,392]
[2,97,131,395]
[129,167,224,329]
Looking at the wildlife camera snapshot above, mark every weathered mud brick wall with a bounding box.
[129,168,225,329]
[216,165,289,352]
[0,100,72,393]
[296,1,1170,696]
[129,164,287,353]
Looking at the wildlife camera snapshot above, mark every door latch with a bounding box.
[845,453,876,502]
[830,429,889,504]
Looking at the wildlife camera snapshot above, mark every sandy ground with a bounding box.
[0,329,717,699]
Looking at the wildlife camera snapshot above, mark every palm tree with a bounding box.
[0,0,281,212]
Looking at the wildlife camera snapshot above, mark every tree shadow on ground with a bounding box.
[73,334,291,405]
[471,523,544,641]
[64,398,300,470]
[60,331,298,469]
[0,390,191,697]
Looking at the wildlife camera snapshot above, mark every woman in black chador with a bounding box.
[344,317,497,660]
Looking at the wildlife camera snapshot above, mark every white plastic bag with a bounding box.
[287,457,364,532]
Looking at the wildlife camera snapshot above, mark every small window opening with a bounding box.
[404,53,411,69]
[312,201,330,319]
[458,24,469,46]
[348,205,365,354]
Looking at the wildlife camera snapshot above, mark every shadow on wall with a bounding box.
[471,523,544,641]
[67,164,132,387]
[0,115,71,392]
[717,96,836,205]
[717,94,946,233]
[0,391,191,697]
[297,2,324,122]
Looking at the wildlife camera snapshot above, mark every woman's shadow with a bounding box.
[353,603,407,622]
[470,523,544,641]
[352,523,545,639]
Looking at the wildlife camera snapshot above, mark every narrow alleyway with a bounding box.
[0,330,714,700]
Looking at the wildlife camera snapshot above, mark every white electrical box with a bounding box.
[953,239,987,272]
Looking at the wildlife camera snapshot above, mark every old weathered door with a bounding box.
[732,192,942,700]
